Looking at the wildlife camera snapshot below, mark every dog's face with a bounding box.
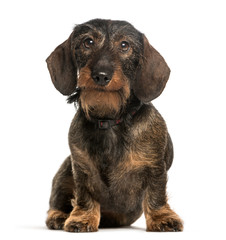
[46,19,170,117]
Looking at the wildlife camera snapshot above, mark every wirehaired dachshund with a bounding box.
[45,19,183,232]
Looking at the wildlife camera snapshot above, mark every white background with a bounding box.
[0,0,226,239]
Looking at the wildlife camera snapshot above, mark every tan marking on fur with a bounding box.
[46,209,69,230]
[128,150,158,169]
[111,149,158,183]
[70,145,96,175]
[143,201,184,232]
[70,145,106,196]
[47,209,69,220]
[80,90,125,118]
[77,66,128,91]
[64,201,100,232]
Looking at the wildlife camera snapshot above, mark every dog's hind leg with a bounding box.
[164,133,174,171]
[46,156,74,230]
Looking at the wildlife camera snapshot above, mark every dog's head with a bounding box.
[46,19,170,117]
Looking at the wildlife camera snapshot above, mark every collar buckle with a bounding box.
[98,120,111,129]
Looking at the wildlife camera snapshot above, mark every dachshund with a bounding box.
[45,19,183,232]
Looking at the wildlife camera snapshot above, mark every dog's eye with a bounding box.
[83,38,94,49]
[120,41,130,52]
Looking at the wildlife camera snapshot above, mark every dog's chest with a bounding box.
[99,156,147,212]
[87,129,124,183]
[89,131,147,210]
[77,123,150,211]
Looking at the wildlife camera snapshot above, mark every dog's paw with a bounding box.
[147,216,183,232]
[46,210,68,230]
[64,219,98,232]
[46,217,66,230]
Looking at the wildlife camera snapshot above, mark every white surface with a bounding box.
[1,0,226,239]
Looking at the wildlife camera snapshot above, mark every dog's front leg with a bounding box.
[64,152,100,232]
[64,198,100,232]
[143,167,183,232]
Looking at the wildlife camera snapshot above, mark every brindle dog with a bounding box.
[45,19,183,232]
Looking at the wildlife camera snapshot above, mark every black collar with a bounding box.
[96,118,123,129]
[89,103,143,130]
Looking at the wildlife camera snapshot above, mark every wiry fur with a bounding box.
[45,19,183,232]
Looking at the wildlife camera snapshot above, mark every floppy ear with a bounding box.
[133,35,170,103]
[46,33,77,95]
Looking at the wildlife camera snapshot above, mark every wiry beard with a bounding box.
[79,87,129,119]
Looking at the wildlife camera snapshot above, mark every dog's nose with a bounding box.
[92,71,112,86]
